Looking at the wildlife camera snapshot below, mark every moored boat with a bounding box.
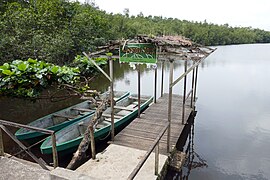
[40,94,153,154]
[15,91,129,142]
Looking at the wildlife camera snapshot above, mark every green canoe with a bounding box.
[40,94,153,154]
[15,91,129,142]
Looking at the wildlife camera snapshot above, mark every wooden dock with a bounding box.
[111,93,193,154]
[76,93,194,179]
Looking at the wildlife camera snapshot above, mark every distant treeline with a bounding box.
[1,0,270,64]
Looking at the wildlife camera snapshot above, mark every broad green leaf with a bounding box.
[17,62,29,71]
[0,63,10,71]
[27,58,37,64]
[50,66,59,74]
[2,70,14,76]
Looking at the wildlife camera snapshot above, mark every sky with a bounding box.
[84,0,270,31]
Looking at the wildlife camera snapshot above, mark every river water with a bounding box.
[1,44,270,179]
[187,44,270,180]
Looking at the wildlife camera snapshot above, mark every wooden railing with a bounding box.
[0,119,58,170]
[165,57,208,152]
[127,122,169,180]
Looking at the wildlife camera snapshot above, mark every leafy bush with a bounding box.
[0,58,80,97]
[73,55,107,75]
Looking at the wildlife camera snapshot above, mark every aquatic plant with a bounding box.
[0,58,80,97]
[73,55,107,75]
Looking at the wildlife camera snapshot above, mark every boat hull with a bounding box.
[15,91,129,142]
[40,95,153,154]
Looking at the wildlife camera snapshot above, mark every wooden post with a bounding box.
[51,133,59,168]
[191,61,195,108]
[161,61,164,97]
[0,127,4,156]
[109,56,115,141]
[194,65,199,104]
[167,60,173,153]
[89,125,96,159]
[137,64,141,117]
[154,66,157,103]
[182,60,187,124]
[155,142,159,175]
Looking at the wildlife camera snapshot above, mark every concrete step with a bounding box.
[0,156,50,180]
[0,156,97,180]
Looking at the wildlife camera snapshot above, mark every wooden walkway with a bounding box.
[77,93,195,179]
[111,93,193,155]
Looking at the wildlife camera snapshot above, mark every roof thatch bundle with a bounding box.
[90,35,215,61]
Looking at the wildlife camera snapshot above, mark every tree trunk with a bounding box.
[66,97,110,170]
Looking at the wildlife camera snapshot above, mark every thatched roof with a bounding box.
[89,35,215,61]
[134,35,215,61]
[137,35,193,47]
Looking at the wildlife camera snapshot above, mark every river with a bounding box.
[187,44,270,180]
[0,44,270,179]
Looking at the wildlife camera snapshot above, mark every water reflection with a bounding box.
[166,115,208,180]
[191,44,270,180]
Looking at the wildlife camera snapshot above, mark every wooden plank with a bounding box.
[108,94,194,155]
[128,123,184,133]
[102,114,122,119]
[119,127,180,141]
[72,107,93,112]
[53,114,77,119]
[104,118,112,122]
[130,119,167,127]
[129,96,149,101]
[0,128,4,156]
[114,106,134,111]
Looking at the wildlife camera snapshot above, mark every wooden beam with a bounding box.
[102,114,123,119]
[129,96,149,101]
[114,106,134,111]
[72,107,94,112]
[104,118,112,122]
[0,128,4,156]
[53,114,77,119]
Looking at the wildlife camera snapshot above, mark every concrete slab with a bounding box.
[76,144,168,180]
[50,167,98,180]
[0,156,97,180]
[0,156,50,180]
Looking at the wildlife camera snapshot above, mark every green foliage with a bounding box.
[73,55,107,75]
[0,0,270,65]
[0,58,80,97]
[0,0,110,64]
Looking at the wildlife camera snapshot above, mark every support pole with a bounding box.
[51,133,59,168]
[161,61,164,97]
[167,60,173,153]
[89,125,96,159]
[137,64,141,117]
[0,127,4,156]
[155,142,160,175]
[194,66,199,103]
[154,66,157,103]
[191,61,195,108]
[182,60,187,125]
[109,56,115,141]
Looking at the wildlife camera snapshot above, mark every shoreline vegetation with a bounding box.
[0,0,270,65]
[1,0,270,98]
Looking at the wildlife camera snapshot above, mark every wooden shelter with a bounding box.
[78,35,216,179]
